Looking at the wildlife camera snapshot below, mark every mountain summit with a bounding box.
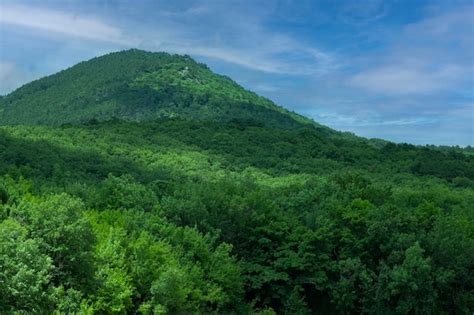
[0,49,321,129]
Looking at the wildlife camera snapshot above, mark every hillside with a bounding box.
[0,49,326,131]
[0,51,473,314]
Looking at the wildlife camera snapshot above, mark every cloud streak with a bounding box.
[0,2,337,76]
[134,1,339,75]
[312,110,439,128]
[348,6,474,96]
[0,4,132,45]
[350,64,464,95]
[156,43,337,75]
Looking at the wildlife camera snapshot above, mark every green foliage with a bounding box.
[93,174,158,211]
[0,49,318,130]
[10,194,96,290]
[0,118,473,314]
[85,209,245,314]
[0,219,55,313]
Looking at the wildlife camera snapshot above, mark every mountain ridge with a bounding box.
[0,49,331,132]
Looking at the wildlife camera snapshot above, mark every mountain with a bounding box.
[0,49,326,131]
[0,50,473,314]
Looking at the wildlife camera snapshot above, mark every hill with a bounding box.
[0,49,327,131]
[0,51,473,314]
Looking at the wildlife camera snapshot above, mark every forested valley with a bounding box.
[0,50,473,314]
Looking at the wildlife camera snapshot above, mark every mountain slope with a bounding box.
[0,49,325,131]
[0,118,473,314]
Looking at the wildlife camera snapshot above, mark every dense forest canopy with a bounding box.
[0,50,473,314]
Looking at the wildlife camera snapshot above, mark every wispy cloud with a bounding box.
[348,6,473,96]
[350,64,464,95]
[337,0,390,26]
[0,4,132,45]
[312,110,438,128]
[156,43,337,75]
[0,2,337,76]
[135,2,339,75]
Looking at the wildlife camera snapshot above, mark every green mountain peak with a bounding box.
[0,49,320,129]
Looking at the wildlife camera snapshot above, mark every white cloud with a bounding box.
[348,6,473,96]
[0,2,337,76]
[157,43,336,75]
[337,0,389,26]
[404,7,474,42]
[162,45,290,74]
[132,2,338,75]
[350,64,464,95]
[313,110,438,127]
[0,4,132,45]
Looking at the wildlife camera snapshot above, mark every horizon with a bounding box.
[0,0,473,146]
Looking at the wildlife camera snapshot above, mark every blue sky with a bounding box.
[0,0,473,145]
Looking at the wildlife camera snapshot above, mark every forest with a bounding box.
[0,50,473,314]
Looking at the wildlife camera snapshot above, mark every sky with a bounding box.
[0,0,473,146]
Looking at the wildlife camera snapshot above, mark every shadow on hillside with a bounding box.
[0,129,179,196]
